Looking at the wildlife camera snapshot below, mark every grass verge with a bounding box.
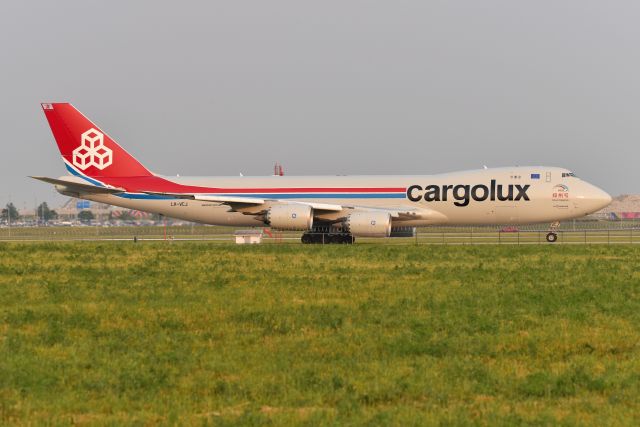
[0,243,639,425]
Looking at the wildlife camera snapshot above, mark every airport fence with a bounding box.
[0,224,638,245]
[411,228,639,245]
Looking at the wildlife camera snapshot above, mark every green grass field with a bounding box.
[1,243,639,425]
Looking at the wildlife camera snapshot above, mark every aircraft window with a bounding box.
[562,172,577,178]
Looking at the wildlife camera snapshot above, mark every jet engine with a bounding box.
[266,204,314,230]
[345,212,392,237]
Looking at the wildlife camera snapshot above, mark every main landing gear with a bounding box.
[546,221,560,243]
[301,232,354,244]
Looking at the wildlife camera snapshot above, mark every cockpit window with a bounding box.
[562,172,577,178]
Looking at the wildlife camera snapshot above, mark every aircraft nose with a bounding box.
[583,184,612,213]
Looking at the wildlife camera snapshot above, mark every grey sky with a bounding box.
[1,1,638,210]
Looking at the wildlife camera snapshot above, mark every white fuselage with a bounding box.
[77,166,611,228]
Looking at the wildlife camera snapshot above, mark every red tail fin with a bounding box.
[41,103,153,177]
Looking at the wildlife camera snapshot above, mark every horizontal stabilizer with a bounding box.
[30,176,125,194]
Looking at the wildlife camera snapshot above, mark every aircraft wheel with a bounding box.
[546,232,558,243]
[301,233,313,244]
[328,234,343,244]
[315,234,327,244]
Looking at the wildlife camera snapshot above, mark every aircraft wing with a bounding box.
[142,191,444,222]
[142,191,344,212]
[30,176,126,194]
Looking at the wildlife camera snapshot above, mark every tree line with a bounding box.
[2,202,59,222]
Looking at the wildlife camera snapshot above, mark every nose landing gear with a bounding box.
[546,221,560,243]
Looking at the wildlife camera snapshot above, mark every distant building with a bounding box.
[56,198,115,220]
[596,194,640,220]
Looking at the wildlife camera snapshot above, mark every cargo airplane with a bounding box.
[33,103,612,243]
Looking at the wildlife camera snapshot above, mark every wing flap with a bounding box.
[288,201,343,212]
[392,207,448,221]
[142,192,265,205]
[194,194,265,204]
[350,205,448,221]
[141,192,343,212]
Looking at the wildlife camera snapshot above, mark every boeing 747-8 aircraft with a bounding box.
[33,103,611,243]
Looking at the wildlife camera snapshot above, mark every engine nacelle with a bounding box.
[345,212,392,237]
[266,204,314,230]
